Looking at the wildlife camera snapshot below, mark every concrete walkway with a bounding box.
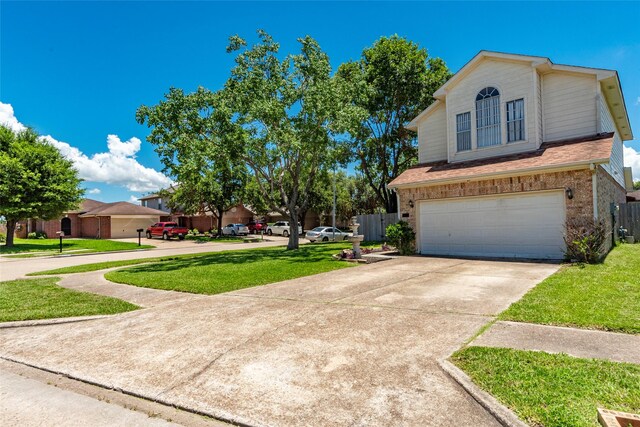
[0,236,289,281]
[471,320,640,364]
[0,257,559,426]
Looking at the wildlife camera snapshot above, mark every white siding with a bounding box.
[418,102,448,163]
[543,72,597,141]
[445,59,538,162]
[599,95,625,187]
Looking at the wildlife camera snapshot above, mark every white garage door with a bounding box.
[419,191,565,259]
[110,217,158,239]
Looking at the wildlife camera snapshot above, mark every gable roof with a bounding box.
[408,51,632,140]
[389,133,614,188]
[66,198,106,214]
[79,202,168,217]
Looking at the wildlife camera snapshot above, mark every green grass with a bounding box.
[0,277,139,322]
[103,243,355,295]
[500,244,640,334]
[452,347,640,427]
[0,238,154,256]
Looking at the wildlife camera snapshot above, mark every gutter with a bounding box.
[389,158,610,190]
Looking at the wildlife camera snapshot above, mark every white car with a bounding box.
[267,221,303,237]
[305,226,351,242]
[222,223,249,236]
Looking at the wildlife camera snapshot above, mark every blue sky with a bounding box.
[2,1,639,202]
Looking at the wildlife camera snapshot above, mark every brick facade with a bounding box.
[398,169,594,229]
[596,166,628,252]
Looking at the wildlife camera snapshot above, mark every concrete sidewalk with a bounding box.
[0,237,289,281]
[471,320,640,364]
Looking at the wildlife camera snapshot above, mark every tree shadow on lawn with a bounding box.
[117,244,348,275]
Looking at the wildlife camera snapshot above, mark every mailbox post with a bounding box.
[56,231,64,253]
[136,229,144,246]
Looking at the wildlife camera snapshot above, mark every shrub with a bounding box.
[27,231,48,239]
[385,221,416,255]
[188,228,200,235]
[0,233,5,243]
[564,218,607,264]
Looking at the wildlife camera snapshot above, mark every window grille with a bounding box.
[506,98,525,142]
[476,87,501,147]
[456,112,471,151]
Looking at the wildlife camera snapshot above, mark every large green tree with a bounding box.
[0,125,84,247]
[136,87,247,235]
[221,30,358,249]
[337,35,451,212]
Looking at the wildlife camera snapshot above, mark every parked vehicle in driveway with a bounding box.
[267,221,303,237]
[305,226,351,242]
[146,222,189,240]
[222,223,250,236]
[246,220,269,234]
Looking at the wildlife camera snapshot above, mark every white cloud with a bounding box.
[624,145,640,181]
[87,188,101,195]
[128,195,141,205]
[0,103,26,132]
[1,102,172,193]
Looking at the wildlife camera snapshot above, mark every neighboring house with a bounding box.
[627,190,640,202]
[17,199,167,239]
[139,193,255,231]
[389,51,634,259]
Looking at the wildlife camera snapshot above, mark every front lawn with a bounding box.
[452,347,640,427]
[0,238,154,255]
[500,244,640,334]
[0,278,139,322]
[104,243,355,295]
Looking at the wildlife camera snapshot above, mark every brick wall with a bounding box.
[596,166,627,252]
[397,169,594,232]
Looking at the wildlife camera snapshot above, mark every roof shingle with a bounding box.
[390,133,614,188]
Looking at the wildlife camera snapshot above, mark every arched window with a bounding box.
[476,87,501,147]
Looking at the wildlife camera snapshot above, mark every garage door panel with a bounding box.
[419,191,565,259]
[111,218,158,239]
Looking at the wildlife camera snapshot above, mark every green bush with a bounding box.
[0,233,5,243]
[188,228,200,235]
[385,221,416,255]
[27,231,48,239]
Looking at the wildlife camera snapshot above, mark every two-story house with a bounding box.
[389,51,634,259]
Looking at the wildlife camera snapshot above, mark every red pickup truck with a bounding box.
[146,222,189,240]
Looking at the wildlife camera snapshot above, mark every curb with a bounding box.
[438,359,529,427]
[0,315,111,329]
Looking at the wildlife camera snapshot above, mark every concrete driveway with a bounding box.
[0,256,558,426]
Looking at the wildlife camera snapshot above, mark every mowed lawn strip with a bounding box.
[499,244,640,334]
[452,347,640,427]
[104,243,355,294]
[1,238,154,255]
[0,278,139,322]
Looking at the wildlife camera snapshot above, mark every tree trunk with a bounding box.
[216,207,224,237]
[5,219,16,247]
[385,190,398,213]
[287,207,300,250]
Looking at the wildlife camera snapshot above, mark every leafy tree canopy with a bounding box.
[0,125,83,247]
[337,35,451,212]
[136,87,248,235]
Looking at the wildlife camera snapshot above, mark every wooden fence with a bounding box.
[356,213,399,242]
[620,202,640,241]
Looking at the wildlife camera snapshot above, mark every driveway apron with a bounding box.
[0,256,558,426]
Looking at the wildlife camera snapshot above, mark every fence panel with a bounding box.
[620,202,640,241]
[356,213,399,242]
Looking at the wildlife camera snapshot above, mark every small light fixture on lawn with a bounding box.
[565,188,574,200]
[408,200,414,208]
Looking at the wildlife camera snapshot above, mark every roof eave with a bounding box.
[389,158,610,190]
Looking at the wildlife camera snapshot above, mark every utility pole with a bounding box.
[332,166,336,241]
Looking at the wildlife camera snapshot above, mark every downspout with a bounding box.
[396,191,401,221]
[591,163,598,220]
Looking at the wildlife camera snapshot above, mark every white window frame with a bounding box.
[456,112,472,152]
[506,98,525,143]
[476,87,501,148]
